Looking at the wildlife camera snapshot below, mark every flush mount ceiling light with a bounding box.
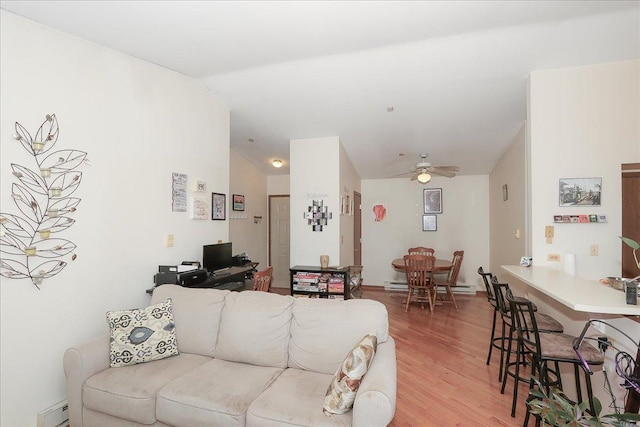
[272,159,283,168]
[417,171,431,184]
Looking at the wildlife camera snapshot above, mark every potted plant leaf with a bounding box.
[527,380,640,426]
[620,236,640,273]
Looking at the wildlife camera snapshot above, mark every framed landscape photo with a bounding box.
[558,177,602,207]
[232,194,245,211]
[423,188,443,214]
[422,214,437,231]
[211,193,226,220]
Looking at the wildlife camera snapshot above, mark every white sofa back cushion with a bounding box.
[288,298,389,375]
[214,291,294,368]
[151,285,230,357]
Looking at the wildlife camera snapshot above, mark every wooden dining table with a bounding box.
[391,258,452,272]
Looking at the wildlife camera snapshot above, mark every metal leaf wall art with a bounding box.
[0,114,90,289]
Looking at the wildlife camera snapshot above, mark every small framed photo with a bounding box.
[232,194,245,211]
[211,193,226,220]
[422,214,437,231]
[423,188,443,214]
[559,177,602,207]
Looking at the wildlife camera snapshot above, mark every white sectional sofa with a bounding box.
[63,285,397,426]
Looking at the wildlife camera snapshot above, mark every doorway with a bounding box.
[353,191,362,265]
[622,163,639,278]
[269,195,290,288]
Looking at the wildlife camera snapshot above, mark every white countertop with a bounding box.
[502,265,640,316]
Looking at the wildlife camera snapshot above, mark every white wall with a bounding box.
[523,60,640,410]
[267,175,290,195]
[289,137,341,267]
[489,124,528,276]
[0,12,230,426]
[229,150,268,269]
[361,175,489,289]
[529,60,640,279]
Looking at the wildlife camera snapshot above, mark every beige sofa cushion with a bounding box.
[289,298,389,375]
[151,285,230,357]
[157,359,283,427]
[214,291,294,368]
[247,368,352,427]
[83,353,210,425]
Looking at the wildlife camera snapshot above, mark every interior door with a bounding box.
[353,191,362,265]
[621,163,640,278]
[269,195,290,288]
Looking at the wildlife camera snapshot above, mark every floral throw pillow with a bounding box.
[106,298,178,367]
[323,333,378,416]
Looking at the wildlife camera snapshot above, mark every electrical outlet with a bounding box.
[547,253,561,262]
[165,234,174,247]
[590,245,598,256]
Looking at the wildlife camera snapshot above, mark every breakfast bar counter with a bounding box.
[502,265,640,316]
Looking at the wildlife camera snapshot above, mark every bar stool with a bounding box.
[507,294,604,426]
[477,267,500,366]
[492,278,564,417]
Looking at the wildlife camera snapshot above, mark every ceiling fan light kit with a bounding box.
[390,153,459,183]
[417,172,431,184]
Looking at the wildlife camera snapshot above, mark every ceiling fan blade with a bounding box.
[430,165,460,171]
[429,168,457,178]
[387,170,414,178]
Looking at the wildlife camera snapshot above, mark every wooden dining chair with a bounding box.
[403,254,436,313]
[407,246,435,256]
[349,265,364,298]
[433,250,464,310]
[252,266,273,292]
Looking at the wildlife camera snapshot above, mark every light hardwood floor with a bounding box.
[274,286,529,426]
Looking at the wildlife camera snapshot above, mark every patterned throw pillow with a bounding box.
[323,333,377,416]
[106,298,178,367]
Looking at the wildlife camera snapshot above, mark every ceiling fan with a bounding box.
[389,153,460,184]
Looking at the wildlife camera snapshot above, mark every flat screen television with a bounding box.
[202,242,232,273]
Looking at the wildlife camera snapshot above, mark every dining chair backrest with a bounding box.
[253,266,273,292]
[403,254,436,288]
[407,247,435,256]
[447,250,464,285]
[349,265,364,297]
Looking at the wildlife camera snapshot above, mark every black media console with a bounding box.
[146,262,258,295]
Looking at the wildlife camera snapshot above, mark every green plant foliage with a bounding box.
[527,379,640,426]
[619,236,640,271]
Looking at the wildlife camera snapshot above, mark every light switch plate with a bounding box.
[545,225,554,238]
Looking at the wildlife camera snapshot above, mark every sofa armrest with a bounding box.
[352,336,397,427]
[63,335,111,427]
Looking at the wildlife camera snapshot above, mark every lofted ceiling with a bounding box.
[2,1,639,178]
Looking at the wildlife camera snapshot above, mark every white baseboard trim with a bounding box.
[383,281,476,295]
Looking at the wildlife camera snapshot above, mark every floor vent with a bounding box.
[37,400,68,427]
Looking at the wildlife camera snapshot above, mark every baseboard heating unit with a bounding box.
[384,281,476,295]
[37,400,68,427]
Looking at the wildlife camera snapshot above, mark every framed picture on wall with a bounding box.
[212,193,226,220]
[558,177,602,206]
[423,188,443,214]
[422,214,437,231]
[232,194,245,211]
